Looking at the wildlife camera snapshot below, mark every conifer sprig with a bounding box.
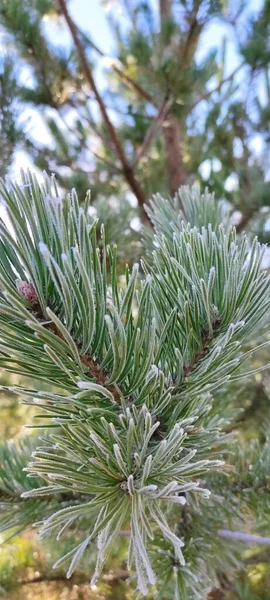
[0,173,269,597]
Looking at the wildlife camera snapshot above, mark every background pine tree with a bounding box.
[0,0,269,238]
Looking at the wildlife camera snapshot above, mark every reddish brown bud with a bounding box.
[16,280,39,305]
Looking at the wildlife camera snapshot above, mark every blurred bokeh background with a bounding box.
[0,1,269,598]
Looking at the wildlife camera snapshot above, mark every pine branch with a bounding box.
[0,1,64,109]
[30,294,123,404]
[0,174,269,597]
[80,356,121,403]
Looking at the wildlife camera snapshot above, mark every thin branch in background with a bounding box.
[20,570,129,585]
[131,97,173,167]
[66,96,115,150]
[118,523,270,548]
[245,550,270,564]
[79,30,156,106]
[57,0,127,165]
[80,92,156,119]
[57,0,148,217]
[92,151,123,173]
[218,530,270,546]
[190,61,245,111]
[59,109,122,172]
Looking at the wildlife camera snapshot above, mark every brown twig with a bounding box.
[45,320,122,404]
[57,0,148,218]
[183,329,215,377]
[80,355,121,403]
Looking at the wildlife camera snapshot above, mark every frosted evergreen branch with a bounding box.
[0,172,269,597]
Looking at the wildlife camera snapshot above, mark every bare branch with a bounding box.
[218,530,270,545]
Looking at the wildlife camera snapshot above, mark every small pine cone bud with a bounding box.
[16,280,39,305]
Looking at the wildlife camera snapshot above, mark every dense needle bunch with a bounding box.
[0,173,269,598]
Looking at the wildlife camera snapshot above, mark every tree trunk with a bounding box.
[159,0,172,19]
[162,116,187,196]
[159,0,187,196]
